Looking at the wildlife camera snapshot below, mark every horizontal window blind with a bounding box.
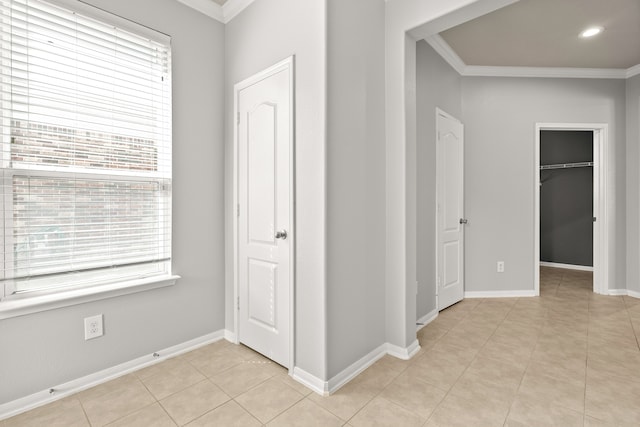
[0,0,172,296]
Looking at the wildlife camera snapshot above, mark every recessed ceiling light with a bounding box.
[580,26,604,38]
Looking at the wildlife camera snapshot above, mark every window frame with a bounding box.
[0,0,178,317]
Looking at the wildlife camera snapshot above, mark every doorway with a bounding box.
[540,130,593,270]
[233,57,295,369]
[534,123,609,295]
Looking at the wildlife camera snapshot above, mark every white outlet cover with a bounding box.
[84,314,103,340]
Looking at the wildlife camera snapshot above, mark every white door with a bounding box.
[436,110,464,310]
[236,58,293,368]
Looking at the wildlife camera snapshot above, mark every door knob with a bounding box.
[459,218,468,224]
[275,230,288,240]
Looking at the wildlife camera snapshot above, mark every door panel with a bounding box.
[237,60,292,368]
[437,111,464,310]
[247,103,277,244]
[443,241,459,287]
[247,259,277,329]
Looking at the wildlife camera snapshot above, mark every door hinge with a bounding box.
[237,296,240,310]
[593,216,597,222]
[237,204,240,217]
[237,112,240,125]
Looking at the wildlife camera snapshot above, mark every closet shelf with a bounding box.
[540,161,593,170]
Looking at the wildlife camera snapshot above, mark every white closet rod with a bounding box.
[540,161,593,170]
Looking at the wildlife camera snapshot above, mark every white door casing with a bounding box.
[436,109,465,310]
[234,57,294,368]
[534,123,608,295]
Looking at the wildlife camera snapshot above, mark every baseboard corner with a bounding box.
[325,344,387,394]
[627,289,640,299]
[386,339,421,360]
[224,329,238,343]
[291,367,327,396]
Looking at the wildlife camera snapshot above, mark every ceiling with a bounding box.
[211,0,227,5]
[439,0,640,70]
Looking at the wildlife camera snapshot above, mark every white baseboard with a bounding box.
[293,339,422,397]
[539,261,593,272]
[387,339,421,360]
[326,344,387,394]
[465,290,537,298]
[608,289,640,298]
[292,367,327,396]
[224,329,238,343]
[0,330,227,421]
[416,309,438,331]
[628,290,640,299]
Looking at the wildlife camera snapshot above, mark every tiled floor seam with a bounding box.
[479,299,525,426]
[134,375,182,426]
[234,388,301,425]
[76,398,92,427]
[623,301,640,351]
[507,298,546,426]
[423,300,511,426]
[229,397,273,426]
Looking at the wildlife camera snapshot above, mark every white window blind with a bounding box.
[0,0,172,298]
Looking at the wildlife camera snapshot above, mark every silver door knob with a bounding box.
[459,218,468,224]
[275,230,288,240]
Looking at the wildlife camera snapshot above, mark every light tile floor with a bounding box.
[5,267,640,426]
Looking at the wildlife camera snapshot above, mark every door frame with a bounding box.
[534,123,609,295]
[232,56,295,371]
[435,108,465,310]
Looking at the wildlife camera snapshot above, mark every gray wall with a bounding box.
[224,0,328,380]
[0,0,225,405]
[627,74,640,293]
[415,41,461,319]
[326,0,386,379]
[540,131,594,267]
[461,77,626,292]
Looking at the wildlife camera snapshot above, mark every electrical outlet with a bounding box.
[84,314,103,340]
[497,261,505,273]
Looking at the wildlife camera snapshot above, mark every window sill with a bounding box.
[0,275,180,320]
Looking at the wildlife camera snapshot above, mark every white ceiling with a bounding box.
[439,0,640,70]
[211,0,227,5]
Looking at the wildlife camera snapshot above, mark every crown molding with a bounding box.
[425,34,635,80]
[627,64,640,79]
[175,0,256,23]
[223,0,256,22]
[424,35,466,75]
[463,65,628,79]
[175,0,224,22]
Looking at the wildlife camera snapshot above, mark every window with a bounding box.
[0,0,172,303]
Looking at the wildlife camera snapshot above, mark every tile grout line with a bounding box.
[499,297,539,426]
[424,298,511,425]
[228,397,267,426]
[622,297,640,352]
[584,288,593,425]
[75,397,92,427]
[231,378,304,425]
[424,300,483,425]
[137,376,181,427]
